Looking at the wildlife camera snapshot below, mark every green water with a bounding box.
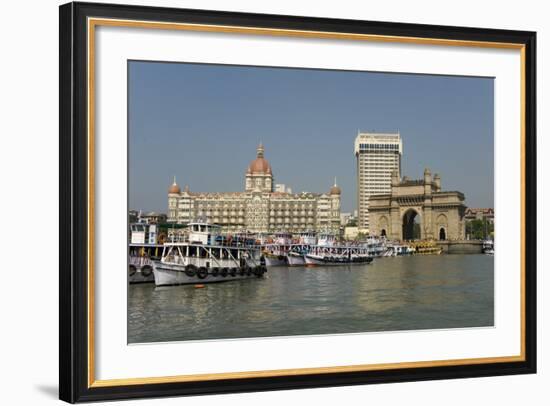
[128,254,493,343]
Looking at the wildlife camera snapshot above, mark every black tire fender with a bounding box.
[141,265,152,277]
[197,267,208,279]
[185,264,197,277]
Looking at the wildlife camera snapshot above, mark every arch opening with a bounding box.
[402,209,421,240]
[439,227,446,241]
[381,229,387,237]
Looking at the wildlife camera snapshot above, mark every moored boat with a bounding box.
[152,222,266,286]
[304,245,373,266]
[262,232,293,266]
[129,223,163,283]
[287,249,306,266]
[483,239,494,255]
[409,241,443,255]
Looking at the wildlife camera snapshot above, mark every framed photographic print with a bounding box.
[59,1,537,403]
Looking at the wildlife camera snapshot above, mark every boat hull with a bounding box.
[152,261,266,286]
[129,257,155,283]
[129,265,155,283]
[264,256,287,267]
[304,255,373,266]
[287,254,305,266]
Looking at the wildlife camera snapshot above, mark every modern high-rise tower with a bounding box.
[354,132,403,232]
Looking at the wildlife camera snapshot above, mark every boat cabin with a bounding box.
[317,232,336,247]
[130,223,158,244]
[188,222,222,245]
[274,232,293,245]
[297,231,316,245]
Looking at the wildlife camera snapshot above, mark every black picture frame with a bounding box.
[59,1,537,403]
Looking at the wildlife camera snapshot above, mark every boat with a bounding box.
[483,239,495,255]
[262,232,293,266]
[152,222,266,286]
[363,236,388,257]
[304,245,373,266]
[285,232,316,266]
[287,248,307,266]
[409,241,443,255]
[383,243,414,256]
[129,223,164,283]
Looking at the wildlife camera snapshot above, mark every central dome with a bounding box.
[247,143,272,174]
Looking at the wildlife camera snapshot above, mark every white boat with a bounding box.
[483,240,494,255]
[287,249,306,266]
[263,232,293,266]
[129,223,164,283]
[152,222,266,286]
[284,231,317,266]
[304,245,373,266]
[129,246,162,283]
[364,236,387,257]
[383,243,413,256]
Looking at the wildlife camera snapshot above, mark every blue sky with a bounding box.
[129,61,494,213]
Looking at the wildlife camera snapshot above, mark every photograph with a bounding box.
[127,61,495,344]
[56,1,537,402]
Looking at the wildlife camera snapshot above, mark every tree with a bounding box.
[466,219,494,240]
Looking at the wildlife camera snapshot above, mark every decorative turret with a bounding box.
[247,143,272,174]
[168,176,180,194]
[424,168,432,195]
[330,177,341,195]
[245,143,273,192]
[433,174,441,192]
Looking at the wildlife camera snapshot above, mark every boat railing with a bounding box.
[129,256,153,266]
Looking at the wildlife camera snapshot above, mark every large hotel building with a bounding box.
[354,132,403,232]
[167,144,341,234]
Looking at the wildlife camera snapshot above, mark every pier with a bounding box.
[435,240,484,254]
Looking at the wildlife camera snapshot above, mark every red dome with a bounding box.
[247,144,272,174]
[330,185,341,195]
[168,177,180,194]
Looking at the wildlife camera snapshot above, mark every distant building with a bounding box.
[168,144,341,234]
[274,184,292,194]
[129,209,139,223]
[340,212,357,226]
[139,211,167,224]
[355,131,403,233]
[340,212,352,225]
[464,208,494,223]
[344,226,359,240]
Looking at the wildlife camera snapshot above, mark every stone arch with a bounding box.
[402,209,421,240]
[436,214,448,241]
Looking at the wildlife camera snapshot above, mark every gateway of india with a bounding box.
[368,168,466,241]
[167,144,341,234]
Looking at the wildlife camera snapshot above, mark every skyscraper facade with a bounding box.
[354,132,402,232]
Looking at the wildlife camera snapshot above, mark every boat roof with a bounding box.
[162,242,259,249]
